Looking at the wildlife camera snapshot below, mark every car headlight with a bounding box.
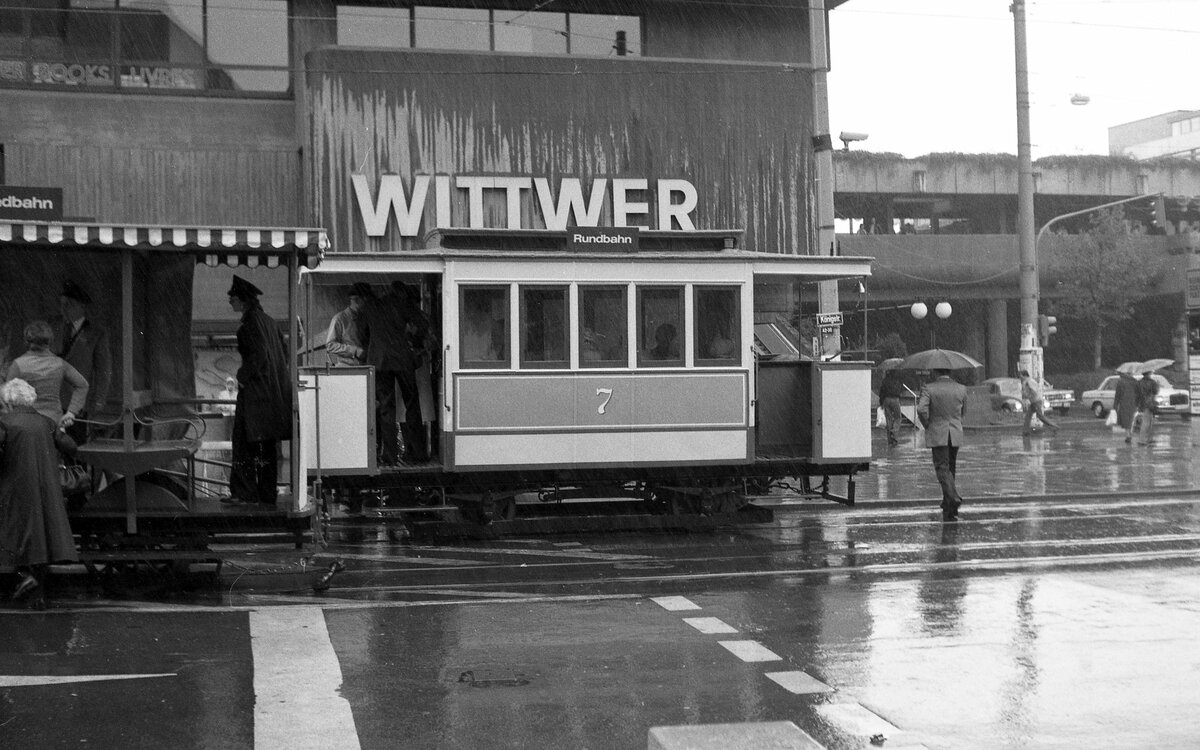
[1156,395,1168,406]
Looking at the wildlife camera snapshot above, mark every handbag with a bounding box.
[59,462,92,495]
[1105,409,1118,427]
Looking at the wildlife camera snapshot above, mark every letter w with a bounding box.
[353,174,430,237]
[534,178,607,231]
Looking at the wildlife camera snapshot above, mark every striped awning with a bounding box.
[0,221,326,268]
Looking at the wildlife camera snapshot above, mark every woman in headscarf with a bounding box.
[5,320,89,431]
[0,378,79,605]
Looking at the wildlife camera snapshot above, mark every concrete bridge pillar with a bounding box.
[987,298,1009,378]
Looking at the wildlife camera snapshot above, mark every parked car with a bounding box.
[1081,373,1191,418]
[981,377,1025,413]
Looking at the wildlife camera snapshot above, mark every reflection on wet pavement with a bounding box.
[861,419,1200,501]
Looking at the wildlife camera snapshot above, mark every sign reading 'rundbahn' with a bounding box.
[568,227,639,252]
[0,186,63,222]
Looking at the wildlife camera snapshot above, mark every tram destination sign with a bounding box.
[568,227,639,252]
[0,186,63,222]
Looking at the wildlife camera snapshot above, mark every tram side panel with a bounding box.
[449,370,750,471]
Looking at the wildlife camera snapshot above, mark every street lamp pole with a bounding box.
[1013,0,1038,352]
[1013,0,1044,385]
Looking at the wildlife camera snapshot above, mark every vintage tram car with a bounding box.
[300,228,872,523]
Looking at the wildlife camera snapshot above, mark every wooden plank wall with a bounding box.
[6,144,300,226]
[309,48,815,256]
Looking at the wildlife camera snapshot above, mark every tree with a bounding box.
[1048,206,1154,369]
[876,332,907,359]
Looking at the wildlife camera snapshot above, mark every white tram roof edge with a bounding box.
[303,249,873,283]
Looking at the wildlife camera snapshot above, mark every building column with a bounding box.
[987,298,1009,378]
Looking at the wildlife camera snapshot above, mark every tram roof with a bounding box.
[0,221,327,268]
[309,228,872,281]
[309,249,871,281]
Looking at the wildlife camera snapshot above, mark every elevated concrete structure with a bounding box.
[831,152,1200,376]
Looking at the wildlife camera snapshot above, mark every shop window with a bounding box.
[694,286,739,365]
[637,286,683,367]
[337,5,411,49]
[206,0,288,92]
[579,285,627,368]
[120,0,203,62]
[415,6,488,51]
[570,14,640,56]
[519,286,568,369]
[460,286,508,369]
[493,10,566,54]
[3,0,289,96]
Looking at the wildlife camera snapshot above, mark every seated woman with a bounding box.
[6,320,89,432]
[0,378,79,606]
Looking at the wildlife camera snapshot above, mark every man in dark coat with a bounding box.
[57,280,112,439]
[221,275,292,505]
[360,281,427,465]
[917,369,967,521]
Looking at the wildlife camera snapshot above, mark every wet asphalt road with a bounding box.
[3,417,1200,749]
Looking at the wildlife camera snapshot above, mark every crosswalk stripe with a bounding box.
[651,595,701,611]
[682,617,738,634]
[764,671,834,694]
[718,640,781,662]
[250,607,360,750]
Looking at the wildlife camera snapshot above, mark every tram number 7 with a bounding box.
[595,388,614,415]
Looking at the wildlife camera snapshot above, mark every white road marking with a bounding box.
[682,617,738,634]
[651,595,701,611]
[718,640,781,662]
[764,670,834,694]
[816,703,900,737]
[250,607,360,750]
[406,545,652,561]
[0,673,175,687]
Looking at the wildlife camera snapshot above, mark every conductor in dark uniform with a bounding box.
[221,275,291,506]
[917,369,967,521]
[58,280,112,439]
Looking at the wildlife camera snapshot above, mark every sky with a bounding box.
[826,0,1200,158]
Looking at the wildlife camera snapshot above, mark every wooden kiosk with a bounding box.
[0,221,325,541]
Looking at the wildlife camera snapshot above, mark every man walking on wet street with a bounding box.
[917,368,966,521]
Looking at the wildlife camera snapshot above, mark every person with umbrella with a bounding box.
[917,367,966,521]
[1136,369,1160,444]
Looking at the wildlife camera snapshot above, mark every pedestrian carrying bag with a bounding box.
[1105,409,1118,427]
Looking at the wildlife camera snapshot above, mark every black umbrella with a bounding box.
[900,348,983,371]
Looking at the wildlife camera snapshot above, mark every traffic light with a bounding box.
[1037,314,1058,346]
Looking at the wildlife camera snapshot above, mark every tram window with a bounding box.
[694,286,740,365]
[460,286,508,368]
[637,286,683,367]
[520,286,568,369]
[579,286,627,368]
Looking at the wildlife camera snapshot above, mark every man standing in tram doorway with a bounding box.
[360,280,427,466]
[221,275,291,506]
[57,280,111,442]
[917,368,966,521]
